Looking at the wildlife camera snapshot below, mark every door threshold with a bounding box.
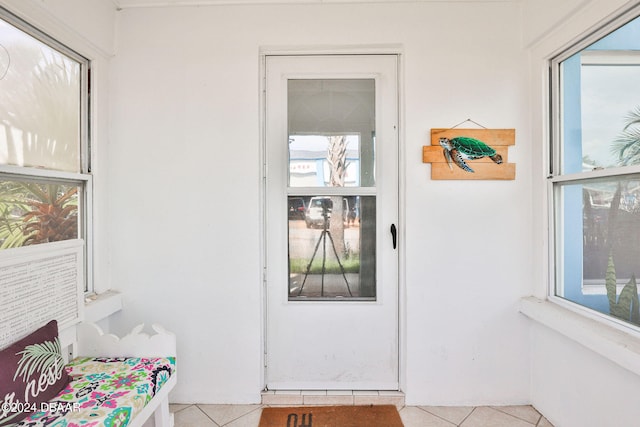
[261,390,404,408]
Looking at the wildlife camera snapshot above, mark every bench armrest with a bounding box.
[76,322,177,358]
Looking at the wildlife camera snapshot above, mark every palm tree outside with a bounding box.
[327,135,348,259]
[611,106,640,166]
[0,181,78,249]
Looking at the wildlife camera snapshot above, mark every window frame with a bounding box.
[0,7,93,292]
[548,5,640,331]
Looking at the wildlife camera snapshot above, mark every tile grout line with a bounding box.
[414,406,459,426]
[195,405,221,427]
[490,407,540,426]
[532,407,545,427]
[217,405,265,427]
[170,404,193,414]
[536,414,548,427]
[459,407,477,426]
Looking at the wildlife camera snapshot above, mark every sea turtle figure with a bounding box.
[439,136,503,173]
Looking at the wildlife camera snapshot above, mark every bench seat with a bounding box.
[13,356,176,427]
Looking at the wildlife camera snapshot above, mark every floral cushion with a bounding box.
[13,356,176,427]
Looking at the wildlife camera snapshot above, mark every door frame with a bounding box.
[258,46,406,393]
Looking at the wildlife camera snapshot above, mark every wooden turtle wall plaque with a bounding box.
[423,128,516,180]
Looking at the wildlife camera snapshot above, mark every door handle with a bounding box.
[390,224,397,249]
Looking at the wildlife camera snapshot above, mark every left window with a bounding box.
[0,9,91,288]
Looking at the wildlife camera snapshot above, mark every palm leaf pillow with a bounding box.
[0,320,71,426]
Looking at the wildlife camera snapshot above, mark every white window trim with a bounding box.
[0,8,94,293]
[546,5,640,335]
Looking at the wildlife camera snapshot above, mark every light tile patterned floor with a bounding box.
[170,404,554,426]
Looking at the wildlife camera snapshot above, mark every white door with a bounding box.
[265,54,399,390]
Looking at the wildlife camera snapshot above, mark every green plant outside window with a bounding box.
[0,178,79,249]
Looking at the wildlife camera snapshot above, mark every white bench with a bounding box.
[75,322,178,427]
[1,321,177,427]
[1,242,177,427]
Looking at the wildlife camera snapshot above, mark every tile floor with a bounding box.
[170,403,555,426]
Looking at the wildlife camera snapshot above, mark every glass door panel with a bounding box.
[287,78,376,301]
[288,195,376,300]
[288,79,376,188]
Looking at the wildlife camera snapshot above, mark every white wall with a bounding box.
[531,323,640,427]
[526,0,640,425]
[522,0,593,48]
[1,0,115,55]
[107,1,531,404]
[8,0,640,419]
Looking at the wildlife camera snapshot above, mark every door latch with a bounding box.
[390,224,397,249]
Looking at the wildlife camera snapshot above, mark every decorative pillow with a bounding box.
[0,320,71,426]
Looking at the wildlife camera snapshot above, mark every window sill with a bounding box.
[84,290,122,323]
[520,296,640,376]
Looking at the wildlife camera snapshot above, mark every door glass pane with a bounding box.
[289,134,363,187]
[287,77,377,301]
[288,195,375,300]
[288,79,375,187]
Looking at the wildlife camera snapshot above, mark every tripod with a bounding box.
[297,203,353,297]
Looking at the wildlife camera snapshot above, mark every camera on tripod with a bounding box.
[296,196,352,298]
[319,198,331,223]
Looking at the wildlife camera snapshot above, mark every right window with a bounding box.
[551,12,640,327]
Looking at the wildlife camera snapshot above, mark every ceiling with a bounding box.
[112,0,518,9]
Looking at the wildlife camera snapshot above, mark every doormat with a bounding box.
[258,405,404,427]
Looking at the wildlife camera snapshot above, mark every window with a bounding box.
[551,10,640,327]
[0,9,91,289]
